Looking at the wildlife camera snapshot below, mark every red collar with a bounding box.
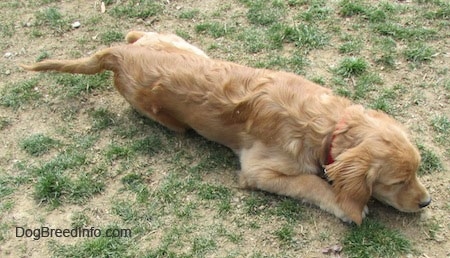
[324,117,346,166]
[325,134,336,165]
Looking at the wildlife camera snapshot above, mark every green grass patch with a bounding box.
[242,0,285,26]
[403,42,436,63]
[52,72,111,98]
[105,143,134,162]
[178,9,200,20]
[369,86,402,114]
[109,1,162,19]
[274,224,295,245]
[100,30,124,45]
[373,22,437,41]
[20,133,60,156]
[51,225,132,257]
[0,79,42,108]
[417,143,443,174]
[0,116,11,130]
[431,115,450,146]
[269,23,329,51]
[34,7,68,34]
[71,212,91,228]
[89,108,117,131]
[195,22,234,38]
[335,57,369,77]
[0,177,15,198]
[344,219,411,258]
[131,135,165,156]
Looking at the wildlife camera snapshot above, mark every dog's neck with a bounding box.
[322,117,347,167]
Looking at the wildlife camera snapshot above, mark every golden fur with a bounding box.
[21,31,431,224]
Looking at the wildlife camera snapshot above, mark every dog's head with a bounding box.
[324,105,431,225]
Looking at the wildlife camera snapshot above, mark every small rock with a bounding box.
[4,52,13,58]
[71,21,81,29]
[101,2,106,13]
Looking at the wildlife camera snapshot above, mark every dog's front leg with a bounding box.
[238,168,353,223]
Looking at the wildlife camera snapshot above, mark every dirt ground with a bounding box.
[0,0,449,257]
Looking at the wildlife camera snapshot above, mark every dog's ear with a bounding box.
[325,142,377,225]
[125,31,146,44]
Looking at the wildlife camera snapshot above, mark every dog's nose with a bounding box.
[419,197,431,208]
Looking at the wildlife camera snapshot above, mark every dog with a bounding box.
[21,31,431,224]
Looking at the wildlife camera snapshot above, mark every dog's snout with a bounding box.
[419,197,431,208]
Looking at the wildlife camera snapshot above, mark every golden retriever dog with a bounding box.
[21,31,431,224]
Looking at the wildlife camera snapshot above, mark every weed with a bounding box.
[335,57,368,77]
[238,28,271,53]
[269,23,328,51]
[373,36,398,68]
[192,237,217,256]
[197,183,232,201]
[32,149,87,176]
[431,115,450,146]
[178,9,199,20]
[417,143,443,174]
[20,134,60,156]
[274,198,303,222]
[52,72,111,98]
[339,40,362,54]
[131,135,165,156]
[0,177,15,198]
[195,22,234,38]
[68,172,105,204]
[373,22,437,41]
[353,73,383,99]
[105,143,134,162]
[109,1,162,19]
[112,201,139,222]
[274,224,294,245]
[339,0,366,17]
[424,4,450,19]
[370,86,401,114]
[51,225,132,257]
[299,3,331,21]
[100,30,124,45]
[0,79,41,108]
[36,51,50,62]
[244,0,285,26]
[0,117,11,130]
[244,193,270,215]
[404,43,436,63]
[89,108,117,131]
[0,21,15,38]
[34,7,67,34]
[71,212,91,228]
[34,171,71,206]
[344,219,411,258]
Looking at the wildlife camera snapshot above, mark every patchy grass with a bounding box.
[99,30,124,45]
[20,133,61,156]
[1,0,448,257]
[404,42,436,63]
[344,219,411,258]
[34,7,68,34]
[0,79,42,108]
[51,72,111,98]
[335,57,369,78]
[417,143,443,175]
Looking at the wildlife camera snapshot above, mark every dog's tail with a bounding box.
[20,48,119,75]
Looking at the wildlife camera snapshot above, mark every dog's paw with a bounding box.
[362,205,369,219]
